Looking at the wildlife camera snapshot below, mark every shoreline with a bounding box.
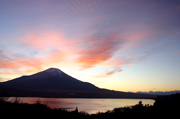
[1,94,179,118]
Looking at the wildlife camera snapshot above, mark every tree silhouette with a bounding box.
[139,100,142,106]
[75,107,78,113]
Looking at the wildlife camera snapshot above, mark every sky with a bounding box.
[0,0,180,92]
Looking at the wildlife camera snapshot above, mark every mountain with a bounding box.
[1,68,99,91]
[0,68,156,99]
[137,91,180,95]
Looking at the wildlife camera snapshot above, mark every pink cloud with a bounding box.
[0,50,67,77]
[77,33,123,69]
[0,30,83,77]
[0,56,43,69]
[19,32,68,51]
[95,67,123,78]
[0,24,155,79]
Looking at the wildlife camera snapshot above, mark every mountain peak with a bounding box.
[45,67,61,71]
[44,68,63,76]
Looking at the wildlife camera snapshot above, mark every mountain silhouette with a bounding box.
[0,68,156,99]
[2,68,99,91]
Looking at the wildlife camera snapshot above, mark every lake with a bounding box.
[10,97,155,114]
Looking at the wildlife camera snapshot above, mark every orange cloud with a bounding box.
[0,25,154,79]
[0,56,43,70]
[0,30,82,78]
[19,32,68,51]
[76,26,152,69]
[77,33,123,69]
[0,52,66,78]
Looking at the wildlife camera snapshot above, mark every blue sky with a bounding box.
[0,0,180,92]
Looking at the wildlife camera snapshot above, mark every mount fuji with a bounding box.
[1,68,99,91]
[0,68,156,99]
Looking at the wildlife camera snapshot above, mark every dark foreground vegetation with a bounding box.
[0,94,180,119]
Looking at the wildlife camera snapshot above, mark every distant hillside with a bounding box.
[0,68,156,99]
[137,90,180,95]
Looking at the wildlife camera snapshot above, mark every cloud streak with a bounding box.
[77,32,123,69]
[96,67,123,78]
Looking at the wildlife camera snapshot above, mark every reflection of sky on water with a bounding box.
[11,97,154,114]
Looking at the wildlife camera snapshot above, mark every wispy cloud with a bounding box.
[77,32,124,69]
[96,67,123,78]
[19,32,68,51]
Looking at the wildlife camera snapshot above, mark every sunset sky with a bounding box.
[0,0,180,92]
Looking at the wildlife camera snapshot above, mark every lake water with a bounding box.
[10,97,155,114]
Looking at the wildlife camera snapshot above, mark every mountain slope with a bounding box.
[0,68,156,99]
[1,68,99,91]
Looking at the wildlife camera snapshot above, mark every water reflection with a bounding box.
[11,97,154,114]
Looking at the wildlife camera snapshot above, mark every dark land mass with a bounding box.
[137,90,180,95]
[0,93,179,119]
[0,68,156,99]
